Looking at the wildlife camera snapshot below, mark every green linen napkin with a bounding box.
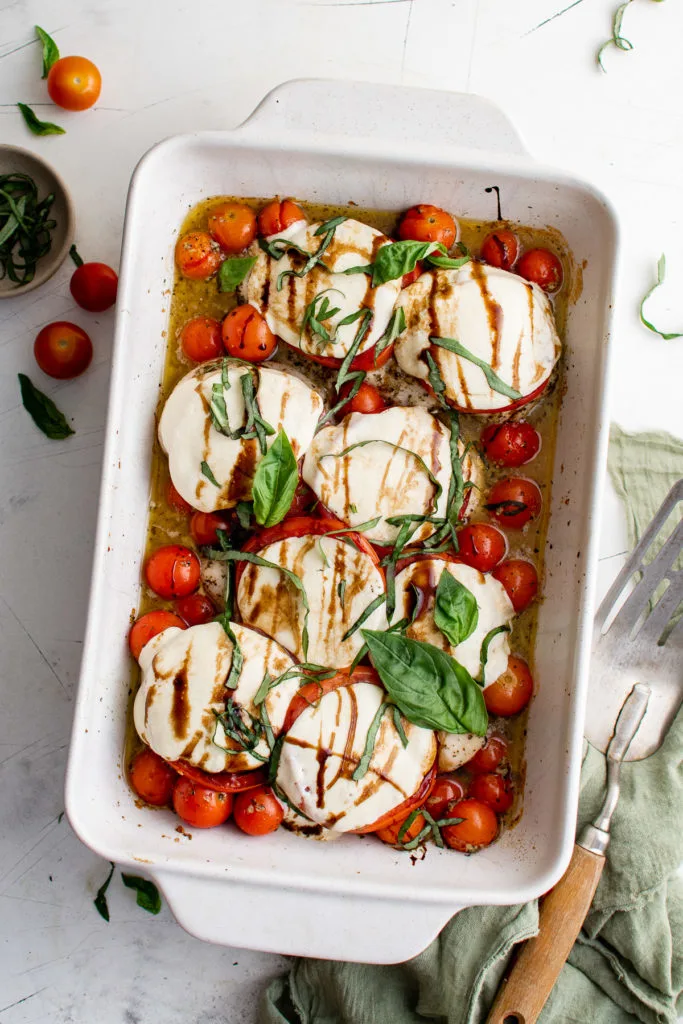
[263,427,683,1024]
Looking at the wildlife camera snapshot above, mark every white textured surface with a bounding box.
[1,0,682,1020]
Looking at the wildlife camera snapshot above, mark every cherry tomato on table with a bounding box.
[47,56,101,111]
[179,316,223,362]
[481,421,541,468]
[70,262,118,312]
[441,798,498,851]
[166,481,192,515]
[465,735,508,775]
[376,809,426,847]
[174,593,216,626]
[175,231,221,280]
[233,786,285,836]
[399,205,457,250]
[493,559,538,613]
[258,199,305,237]
[208,202,257,253]
[484,655,534,717]
[222,305,277,362]
[129,748,176,807]
[128,610,186,660]
[469,774,514,814]
[485,477,542,530]
[173,776,233,828]
[338,380,387,416]
[456,523,507,573]
[480,230,519,271]
[145,544,200,599]
[34,321,92,379]
[516,249,563,293]
[424,777,467,821]
[190,511,230,547]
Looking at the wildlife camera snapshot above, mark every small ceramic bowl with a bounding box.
[0,144,75,298]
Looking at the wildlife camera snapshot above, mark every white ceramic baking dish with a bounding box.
[66,79,618,964]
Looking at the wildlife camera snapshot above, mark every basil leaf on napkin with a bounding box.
[434,570,478,647]
[218,255,257,293]
[18,373,74,439]
[361,629,488,736]
[252,429,298,527]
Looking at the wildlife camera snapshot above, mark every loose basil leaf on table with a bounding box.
[217,255,257,293]
[35,25,60,77]
[93,862,115,922]
[361,629,488,736]
[252,429,298,527]
[434,569,479,647]
[17,102,65,136]
[18,373,74,439]
[121,873,162,915]
[638,254,683,340]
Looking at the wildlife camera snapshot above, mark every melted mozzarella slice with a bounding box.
[242,218,402,360]
[133,621,298,772]
[395,263,561,411]
[237,534,388,667]
[302,406,483,545]
[393,560,514,685]
[277,681,436,831]
[158,360,323,513]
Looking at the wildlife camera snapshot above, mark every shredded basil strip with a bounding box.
[218,255,257,293]
[373,307,407,363]
[320,439,442,516]
[478,624,511,684]
[258,235,312,261]
[213,700,268,760]
[17,102,65,136]
[316,310,373,429]
[253,663,335,707]
[201,460,220,487]
[597,0,636,71]
[1,175,57,285]
[235,501,252,529]
[35,25,60,77]
[121,873,162,915]
[277,217,347,291]
[300,288,344,345]
[352,701,389,781]
[425,351,449,408]
[401,823,433,851]
[639,255,683,340]
[431,336,522,401]
[94,862,115,922]
[341,593,387,642]
[317,537,330,567]
[240,370,275,455]
[397,807,422,845]
[206,546,310,659]
[337,579,347,609]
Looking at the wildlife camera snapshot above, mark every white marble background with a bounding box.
[1,0,682,1020]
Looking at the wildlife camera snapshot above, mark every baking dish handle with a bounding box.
[236,78,528,158]
[154,868,461,963]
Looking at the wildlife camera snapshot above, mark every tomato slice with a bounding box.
[170,761,268,793]
[283,337,394,372]
[281,665,381,735]
[420,372,551,416]
[354,762,437,834]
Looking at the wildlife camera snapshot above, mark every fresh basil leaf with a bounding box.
[427,251,470,271]
[341,593,387,642]
[434,570,479,646]
[18,373,74,439]
[235,501,253,529]
[94,862,115,922]
[478,624,511,684]
[371,240,442,287]
[431,336,522,401]
[252,429,298,527]
[121,873,162,915]
[17,102,65,136]
[361,630,488,736]
[352,701,389,781]
[201,460,220,487]
[69,243,83,267]
[218,256,257,293]
[639,255,683,340]
[35,25,60,77]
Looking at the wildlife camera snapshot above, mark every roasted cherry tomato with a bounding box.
[485,477,542,530]
[190,511,230,547]
[258,199,305,237]
[172,776,233,828]
[171,761,267,793]
[402,261,424,288]
[233,786,284,836]
[145,544,200,599]
[129,610,186,660]
[174,593,216,626]
[175,231,221,280]
[456,523,507,573]
[338,381,387,416]
[222,304,277,362]
[465,735,508,775]
[441,798,498,851]
[376,810,426,847]
[166,481,192,515]
[424,777,467,821]
[480,230,519,271]
[207,202,257,253]
[481,422,541,467]
[129,748,176,807]
[484,655,533,717]
[469,773,514,814]
[70,262,118,312]
[179,316,223,362]
[516,248,563,293]
[47,56,101,111]
[34,321,92,379]
[493,559,538,612]
[399,204,457,249]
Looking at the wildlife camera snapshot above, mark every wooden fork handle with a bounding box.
[485,845,605,1024]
